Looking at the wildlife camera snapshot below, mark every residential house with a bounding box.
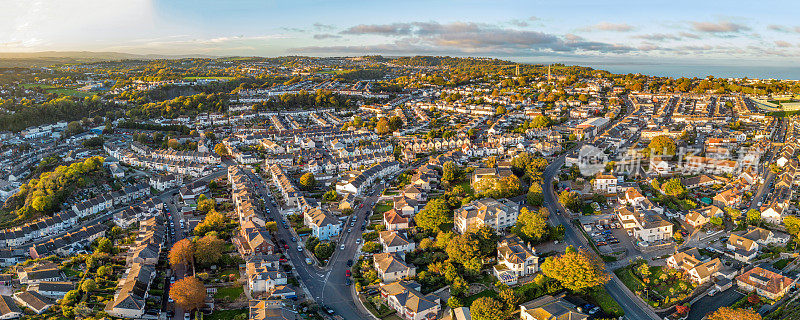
[493,235,538,286]
[593,173,618,194]
[379,231,416,256]
[454,198,519,234]
[0,295,22,319]
[13,291,53,314]
[380,281,441,320]
[519,294,588,320]
[736,267,795,300]
[727,234,759,263]
[685,205,724,228]
[374,252,416,283]
[303,207,341,241]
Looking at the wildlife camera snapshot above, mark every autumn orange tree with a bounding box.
[470,296,508,320]
[706,307,761,320]
[170,277,205,311]
[169,239,195,273]
[541,246,610,291]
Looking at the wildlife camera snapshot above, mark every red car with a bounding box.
[279,258,288,262]
[359,204,364,208]
[284,244,289,249]
[345,270,351,277]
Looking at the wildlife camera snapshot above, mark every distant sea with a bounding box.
[569,62,800,80]
[513,57,800,80]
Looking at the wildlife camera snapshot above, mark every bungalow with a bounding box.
[666,248,723,284]
[0,295,22,319]
[736,267,795,300]
[13,291,53,314]
[28,281,74,300]
[685,205,724,228]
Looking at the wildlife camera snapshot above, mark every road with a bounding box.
[251,169,394,320]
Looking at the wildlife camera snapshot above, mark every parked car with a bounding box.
[340,244,346,250]
[297,246,303,252]
[347,259,353,267]
[345,270,351,277]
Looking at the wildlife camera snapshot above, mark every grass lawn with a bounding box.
[21,83,56,89]
[615,267,646,292]
[773,258,790,270]
[464,289,499,306]
[206,308,247,320]
[454,180,475,196]
[213,286,243,301]
[373,202,393,214]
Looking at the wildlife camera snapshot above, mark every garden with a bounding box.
[615,261,696,308]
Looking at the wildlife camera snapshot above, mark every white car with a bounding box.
[297,246,303,252]
[340,244,346,250]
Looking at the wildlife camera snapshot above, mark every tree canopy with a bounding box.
[541,247,610,291]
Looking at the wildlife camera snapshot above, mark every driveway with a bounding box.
[686,289,744,320]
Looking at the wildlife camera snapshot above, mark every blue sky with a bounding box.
[2,0,800,67]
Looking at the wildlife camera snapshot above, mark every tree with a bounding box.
[415,199,453,232]
[97,265,113,278]
[516,207,548,241]
[95,237,113,254]
[214,143,229,157]
[265,221,277,233]
[196,196,216,214]
[706,307,761,320]
[170,277,206,311]
[527,184,543,206]
[541,247,610,291]
[747,209,761,223]
[442,161,458,183]
[195,234,225,265]
[710,216,723,225]
[362,241,381,253]
[471,297,508,320]
[194,210,227,236]
[661,178,685,196]
[169,239,195,271]
[80,279,97,292]
[299,173,316,190]
[784,216,800,236]
[675,304,690,315]
[558,191,582,212]
[495,105,507,115]
[648,135,676,156]
[314,242,335,261]
[375,117,391,134]
[168,138,180,149]
[323,190,338,202]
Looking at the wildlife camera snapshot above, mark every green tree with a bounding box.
[415,199,453,232]
[541,247,610,291]
[648,135,676,156]
[195,234,225,265]
[442,161,458,183]
[747,209,761,223]
[558,191,582,212]
[80,279,97,292]
[362,241,381,253]
[314,242,335,261]
[95,237,113,254]
[299,173,317,190]
[661,178,685,196]
[516,207,548,241]
[214,143,229,157]
[471,297,508,320]
[495,105,507,115]
[527,184,544,206]
[784,216,800,235]
[97,265,113,278]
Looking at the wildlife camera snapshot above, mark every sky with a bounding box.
[2,0,800,75]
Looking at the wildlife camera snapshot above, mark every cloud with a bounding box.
[299,21,636,56]
[767,25,800,33]
[313,34,341,40]
[775,40,793,48]
[690,20,749,33]
[508,19,529,27]
[341,23,415,36]
[313,23,335,31]
[281,27,305,33]
[582,22,635,32]
[678,32,700,39]
[634,33,682,41]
